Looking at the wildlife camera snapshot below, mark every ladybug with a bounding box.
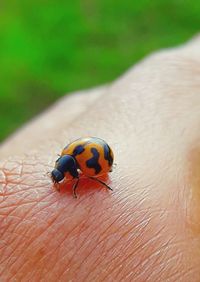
[51,137,114,197]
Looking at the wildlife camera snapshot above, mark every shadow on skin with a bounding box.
[55,173,112,197]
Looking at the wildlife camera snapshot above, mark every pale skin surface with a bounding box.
[0,36,200,281]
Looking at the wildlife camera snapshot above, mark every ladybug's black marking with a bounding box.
[104,144,113,166]
[86,147,102,174]
[72,145,85,157]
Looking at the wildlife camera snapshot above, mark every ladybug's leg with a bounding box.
[109,163,117,172]
[72,177,80,198]
[54,182,60,192]
[88,177,113,191]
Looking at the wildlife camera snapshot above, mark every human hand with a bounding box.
[1,36,200,281]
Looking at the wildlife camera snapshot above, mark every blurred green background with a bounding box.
[0,1,200,142]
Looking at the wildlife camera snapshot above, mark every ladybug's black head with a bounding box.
[51,169,64,183]
[51,155,79,183]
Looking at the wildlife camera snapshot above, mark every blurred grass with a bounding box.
[0,0,200,141]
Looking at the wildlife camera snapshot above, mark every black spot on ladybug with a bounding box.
[104,144,113,166]
[86,147,102,174]
[72,145,85,157]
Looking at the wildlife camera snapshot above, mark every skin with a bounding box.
[0,36,200,281]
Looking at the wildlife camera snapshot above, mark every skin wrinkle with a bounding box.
[7,196,81,273]
[5,174,117,280]
[0,182,51,220]
[133,246,171,282]
[169,266,200,282]
[149,252,183,282]
[0,195,32,238]
[74,214,136,279]
[1,224,36,267]
[54,207,124,280]
[57,195,158,280]
[149,232,199,281]
[142,241,182,278]
[102,220,167,281]
[143,256,180,282]
[0,189,50,209]
[87,226,152,281]
[9,217,73,281]
[0,211,52,274]
[133,249,183,282]
[79,209,166,281]
[76,191,162,275]
[23,222,84,281]
[85,228,151,280]
[0,186,62,278]
[50,221,107,277]
[0,187,37,197]
[101,204,183,280]
[39,204,101,278]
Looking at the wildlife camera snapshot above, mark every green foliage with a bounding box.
[0,1,200,141]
